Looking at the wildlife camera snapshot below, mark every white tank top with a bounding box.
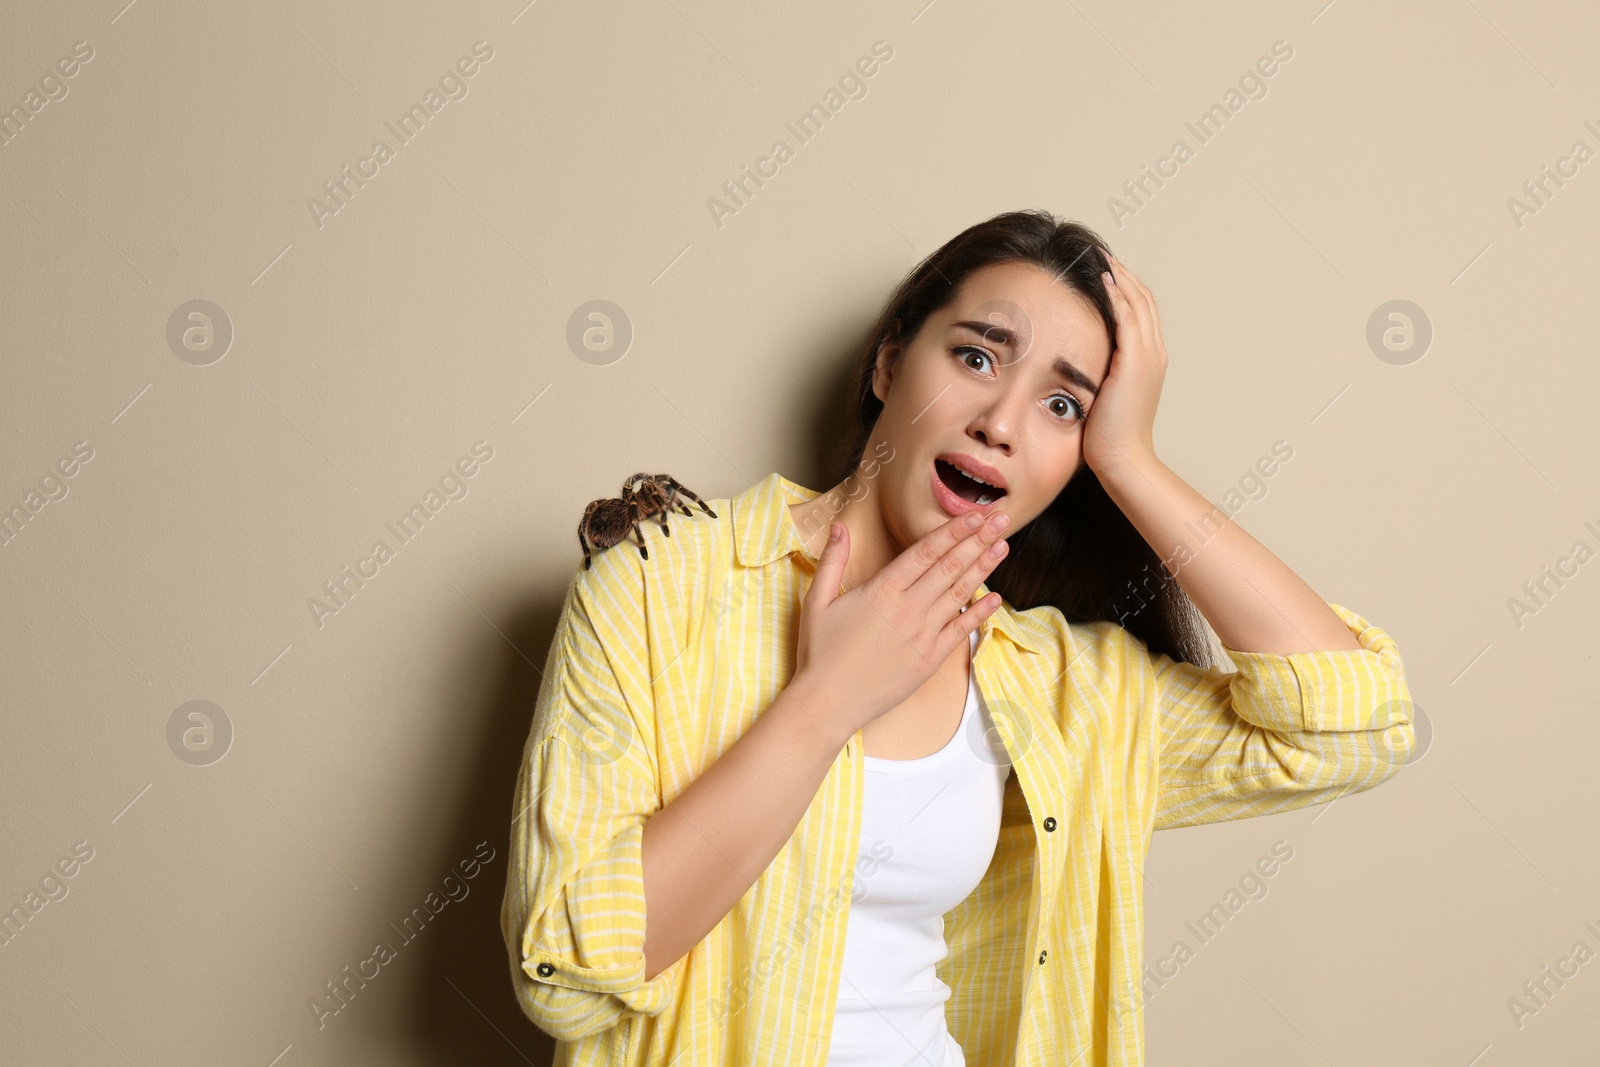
[825,626,1013,1067]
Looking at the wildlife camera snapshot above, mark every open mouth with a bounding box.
[935,459,1007,506]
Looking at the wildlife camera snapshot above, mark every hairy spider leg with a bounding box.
[629,505,651,561]
[656,474,718,519]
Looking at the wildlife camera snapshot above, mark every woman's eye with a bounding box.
[954,346,1085,423]
[1049,395,1085,422]
[956,346,991,372]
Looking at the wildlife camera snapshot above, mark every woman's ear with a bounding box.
[871,339,901,404]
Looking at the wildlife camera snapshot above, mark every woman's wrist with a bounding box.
[776,669,860,757]
[1088,444,1163,488]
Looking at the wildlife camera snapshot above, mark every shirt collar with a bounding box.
[731,471,1054,657]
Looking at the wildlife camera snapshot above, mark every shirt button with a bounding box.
[1043,817,1057,832]
[536,962,555,977]
[1038,950,1048,965]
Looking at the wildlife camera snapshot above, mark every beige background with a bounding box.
[2,0,1596,1063]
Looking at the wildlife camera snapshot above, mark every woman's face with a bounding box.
[866,259,1113,551]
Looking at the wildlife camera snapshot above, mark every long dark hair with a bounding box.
[826,208,1216,668]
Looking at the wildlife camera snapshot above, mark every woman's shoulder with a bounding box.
[569,481,738,617]
[1000,599,1145,676]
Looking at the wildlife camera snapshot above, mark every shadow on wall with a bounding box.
[394,590,565,1065]
[795,317,880,491]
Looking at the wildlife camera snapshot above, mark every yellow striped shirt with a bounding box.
[500,471,1416,1065]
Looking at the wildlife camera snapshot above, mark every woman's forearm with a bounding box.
[640,672,852,981]
[1095,450,1362,655]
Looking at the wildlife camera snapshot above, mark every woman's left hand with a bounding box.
[1082,252,1167,477]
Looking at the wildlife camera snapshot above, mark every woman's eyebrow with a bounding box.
[951,320,1100,396]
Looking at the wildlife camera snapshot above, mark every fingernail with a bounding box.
[962,512,983,530]
[990,539,1008,558]
[988,511,1009,532]
[829,522,841,542]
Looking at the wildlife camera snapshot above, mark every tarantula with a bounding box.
[578,473,717,570]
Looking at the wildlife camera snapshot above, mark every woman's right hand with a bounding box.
[792,510,1011,741]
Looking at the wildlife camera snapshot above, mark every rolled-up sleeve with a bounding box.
[500,573,685,1041]
[1147,602,1417,830]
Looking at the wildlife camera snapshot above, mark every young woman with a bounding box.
[501,210,1416,1066]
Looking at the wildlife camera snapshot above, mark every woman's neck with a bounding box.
[787,480,902,591]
